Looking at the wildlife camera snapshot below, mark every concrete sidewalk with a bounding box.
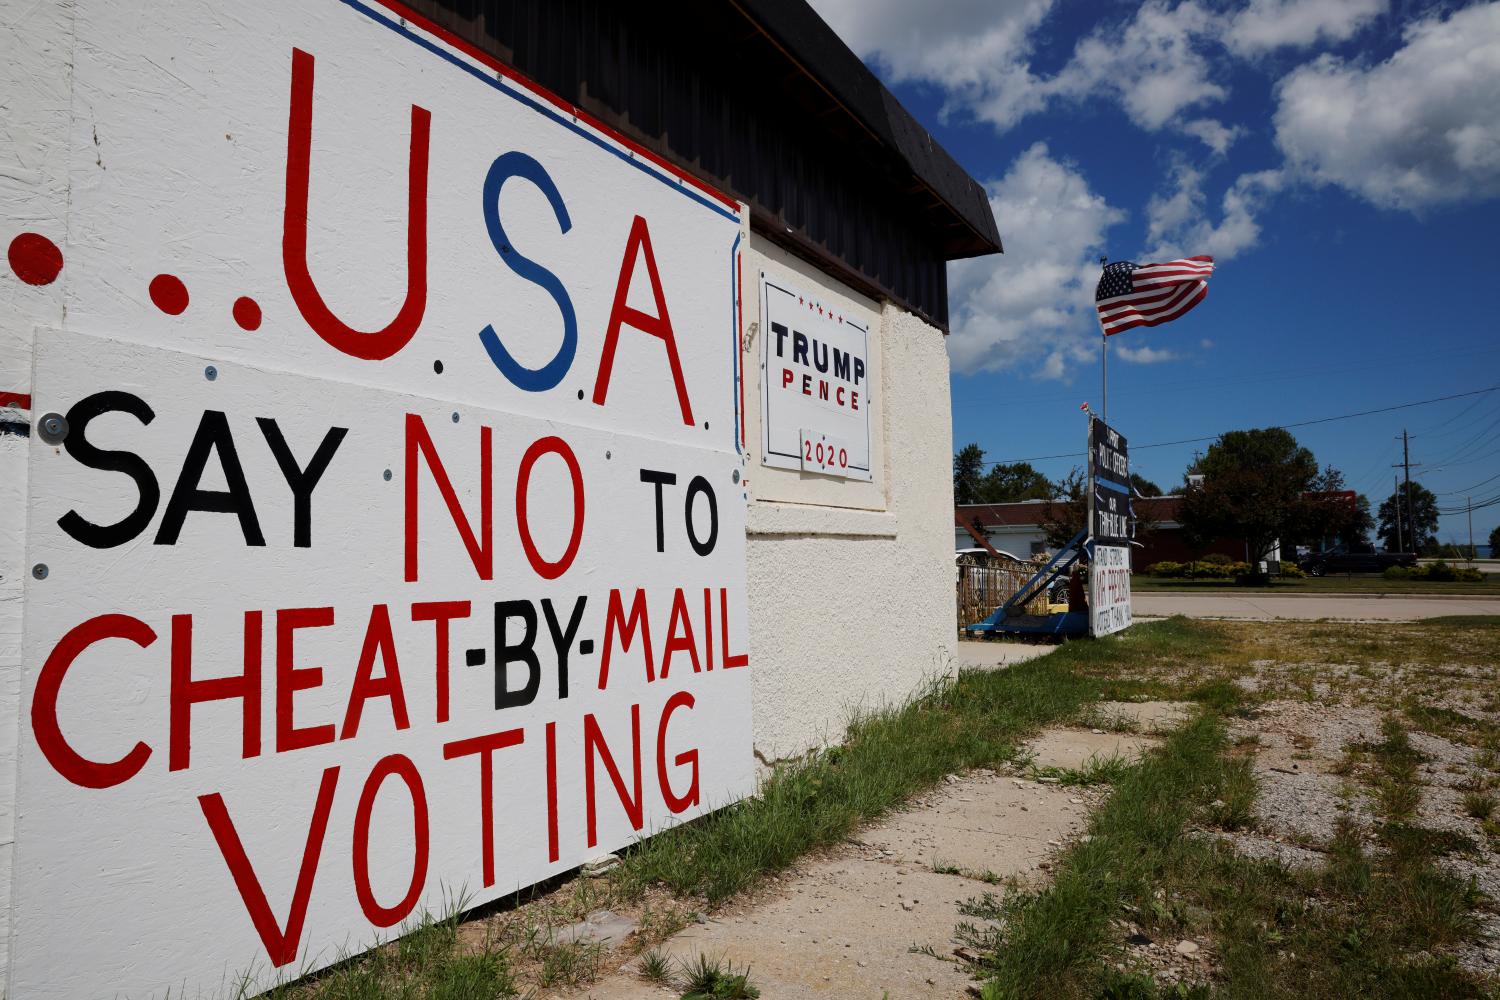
[1133,593,1500,621]
[576,699,1188,999]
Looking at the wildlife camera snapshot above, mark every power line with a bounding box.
[1434,470,1500,497]
[984,384,1500,466]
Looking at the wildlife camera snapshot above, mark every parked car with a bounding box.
[1297,545,1417,576]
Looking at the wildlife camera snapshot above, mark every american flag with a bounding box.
[1095,256,1214,336]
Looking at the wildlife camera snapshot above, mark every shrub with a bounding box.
[1147,561,1185,578]
[1423,560,1459,581]
[1279,561,1305,578]
[1201,552,1233,566]
[1388,562,1485,583]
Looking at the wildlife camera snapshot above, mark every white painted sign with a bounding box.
[1089,545,1133,637]
[8,1,750,996]
[760,275,872,481]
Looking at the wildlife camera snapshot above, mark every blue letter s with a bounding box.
[480,152,576,391]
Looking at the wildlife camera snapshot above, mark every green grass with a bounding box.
[679,953,760,999]
[968,712,1242,998]
[966,639,1495,1000]
[615,618,1232,904]
[1131,574,1500,595]
[258,908,518,1000]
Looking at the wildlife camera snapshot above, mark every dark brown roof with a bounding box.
[955,496,1185,529]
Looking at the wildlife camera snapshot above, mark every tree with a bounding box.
[1298,465,1373,550]
[1377,483,1438,553]
[954,443,986,505]
[1039,468,1086,548]
[1178,428,1329,569]
[1130,473,1163,498]
[982,461,1053,503]
[953,446,1055,505]
[1489,524,1500,558]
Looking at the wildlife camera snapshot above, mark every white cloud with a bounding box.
[809,0,1228,136]
[1225,0,1386,55]
[1056,2,1227,131]
[946,144,1125,377]
[1145,162,1284,260]
[1272,2,1500,209]
[1179,118,1245,155]
[1114,344,1180,363]
[807,0,1054,130]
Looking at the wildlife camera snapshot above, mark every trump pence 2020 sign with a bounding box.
[759,275,873,481]
[10,1,753,996]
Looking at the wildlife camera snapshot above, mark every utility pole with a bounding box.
[1393,473,1404,553]
[1468,496,1474,562]
[1393,430,1417,554]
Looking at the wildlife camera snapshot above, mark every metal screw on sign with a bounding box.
[605,450,612,460]
[37,412,69,445]
[732,469,741,484]
[32,564,48,580]
[205,365,218,381]
[451,412,460,423]
[383,469,393,482]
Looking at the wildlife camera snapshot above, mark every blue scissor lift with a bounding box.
[964,528,1090,638]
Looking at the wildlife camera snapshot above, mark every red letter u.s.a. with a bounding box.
[283,47,430,361]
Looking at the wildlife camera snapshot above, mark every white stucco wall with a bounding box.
[742,237,956,763]
[0,0,73,984]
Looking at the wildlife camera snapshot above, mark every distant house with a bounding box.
[955,496,1263,567]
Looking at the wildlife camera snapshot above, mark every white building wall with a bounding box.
[0,0,73,983]
[742,238,955,762]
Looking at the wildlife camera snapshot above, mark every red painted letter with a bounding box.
[599,588,653,688]
[443,728,525,887]
[585,705,643,848]
[405,414,493,583]
[276,607,336,753]
[171,611,262,771]
[352,754,429,927]
[657,691,700,813]
[515,436,585,580]
[411,600,471,724]
[342,604,410,739]
[283,48,429,360]
[32,614,155,789]
[199,766,340,966]
[592,215,694,425]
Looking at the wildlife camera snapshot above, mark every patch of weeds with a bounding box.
[536,939,602,988]
[1088,969,1211,1000]
[1363,718,1425,822]
[1078,705,1141,734]
[259,899,520,1000]
[1462,791,1495,820]
[679,953,760,999]
[1029,751,1131,787]
[933,859,1007,885]
[637,899,692,944]
[1204,753,1257,830]
[1380,822,1479,863]
[638,947,673,984]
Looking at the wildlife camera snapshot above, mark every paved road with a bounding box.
[1134,592,1500,621]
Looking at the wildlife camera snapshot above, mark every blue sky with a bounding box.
[808,0,1500,548]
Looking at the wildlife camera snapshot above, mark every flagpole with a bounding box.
[1099,256,1109,425]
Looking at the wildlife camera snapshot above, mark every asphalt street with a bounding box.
[1132,593,1500,621]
